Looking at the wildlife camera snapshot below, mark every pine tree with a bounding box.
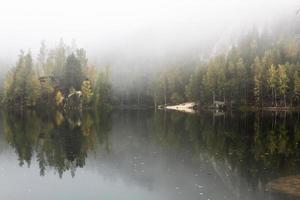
[37,40,47,76]
[95,68,112,108]
[53,38,66,77]
[294,71,300,106]
[26,71,41,107]
[3,68,16,105]
[4,51,42,108]
[63,54,84,92]
[76,48,88,68]
[278,64,289,107]
[236,58,247,104]
[206,62,218,104]
[157,72,168,105]
[268,64,278,106]
[253,57,263,106]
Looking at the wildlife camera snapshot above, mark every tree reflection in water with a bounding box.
[3,110,112,178]
[2,109,300,198]
[152,111,300,196]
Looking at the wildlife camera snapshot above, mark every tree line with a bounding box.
[2,40,112,111]
[3,25,300,110]
[149,28,300,109]
[105,25,300,109]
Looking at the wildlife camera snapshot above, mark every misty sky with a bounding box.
[0,0,299,62]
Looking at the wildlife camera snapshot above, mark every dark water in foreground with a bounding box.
[0,110,300,200]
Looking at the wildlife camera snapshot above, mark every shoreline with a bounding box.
[159,102,300,113]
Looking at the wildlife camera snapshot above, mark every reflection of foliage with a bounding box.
[3,111,41,167]
[152,111,189,151]
[2,110,112,178]
[94,110,112,152]
[152,111,300,191]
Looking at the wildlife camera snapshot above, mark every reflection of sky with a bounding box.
[0,156,160,200]
[0,144,231,200]
[0,112,280,200]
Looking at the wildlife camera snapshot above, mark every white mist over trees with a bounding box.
[0,0,299,110]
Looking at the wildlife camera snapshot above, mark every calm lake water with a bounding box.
[0,110,299,200]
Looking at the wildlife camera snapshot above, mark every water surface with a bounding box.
[0,110,299,200]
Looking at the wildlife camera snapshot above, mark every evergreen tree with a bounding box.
[158,72,168,105]
[53,38,67,77]
[278,64,289,107]
[253,57,263,106]
[205,61,218,103]
[236,58,247,104]
[268,64,278,106]
[63,54,84,92]
[76,48,88,68]
[95,67,112,108]
[37,40,47,76]
[294,71,300,106]
[3,51,41,108]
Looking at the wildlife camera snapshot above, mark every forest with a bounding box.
[1,40,112,111]
[113,23,300,110]
[1,22,300,111]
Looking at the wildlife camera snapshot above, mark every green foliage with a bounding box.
[53,39,67,77]
[63,54,84,91]
[4,24,300,110]
[2,40,113,110]
[55,90,64,107]
[278,64,289,106]
[81,79,93,105]
[185,66,205,102]
[3,51,41,109]
[3,110,112,177]
[162,31,300,108]
[76,48,88,68]
[293,71,300,105]
[268,64,278,106]
[94,67,112,108]
[170,92,184,104]
[254,57,263,106]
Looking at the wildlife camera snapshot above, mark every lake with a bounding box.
[0,110,299,200]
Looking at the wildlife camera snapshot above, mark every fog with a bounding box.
[0,0,300,99]
[2,3,300,199]
[0,0,298,64]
